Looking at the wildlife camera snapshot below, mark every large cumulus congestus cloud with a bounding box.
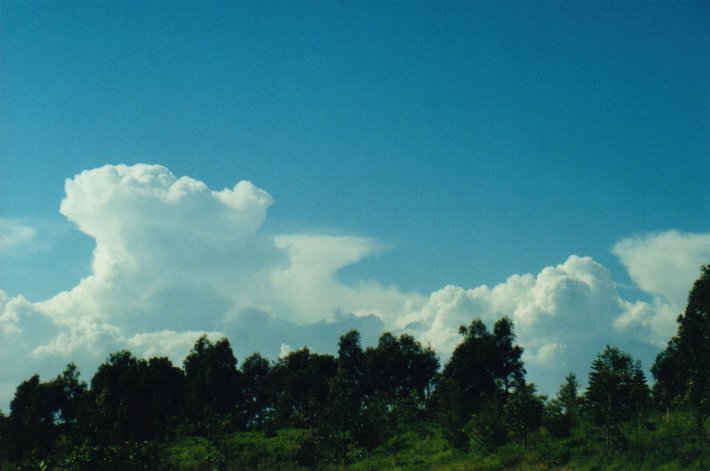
[0,164,395,391]
[1,163,708,408]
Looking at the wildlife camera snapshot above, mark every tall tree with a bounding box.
[545,372,580,438]
[675,264,710,442]
[438,317,525,420]
[88,351,185,443]
[493,317,526,394]
[504,383,545,451]
[651,336,685,415]
[271,347,337,428]
[434,317,524,449]
[183,335,242,430]
[240,352,274,429]
[6,375,63,459]
[584,345,650,446]
[53,363,87,430]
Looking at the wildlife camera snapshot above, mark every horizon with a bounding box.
[2,1,709,409]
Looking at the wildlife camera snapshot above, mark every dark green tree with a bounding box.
[271,347,337,428]
[433,317,524,450]
[493,317,526,394]
[144,357,186,440]
[53,363,87,430]
[183,335,242,431]
[675,264,710,442]
[331,330,366,451]
[87,351,184,443]
[545,372,580,437]
[504,383,545,451]
[0,409,7,461]
[651,336,685,416]
[359,331,438,446]
[6,374,63,459]
[363,332,438,406]
[240,352,274,429]
[584,345,650,446]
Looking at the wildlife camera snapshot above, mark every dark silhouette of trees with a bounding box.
[676,264,710,441]
[4,363,88,460]
[651,336,685,415]
[240,352,274,429]
[433,317,525,448]
[271,347,337,428]
[584,345,650,446]
[183,335,241,432]
[653,264,710,442]
[363,332,438,409]
[545,372,580,437]
[6,375,60,459]
[87,351,185,443]
[504,383,545,451]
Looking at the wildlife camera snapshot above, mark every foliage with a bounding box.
[183,335,241,431]
[583,345,650,446]
[504,383,545,450]
[433,316,525,449]
[683,271,710,439]
[545,372,580,438]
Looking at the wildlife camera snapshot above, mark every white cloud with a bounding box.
[399,256,632,393]
[0,219,37,254]
[0,163,705,408]
[613,230,710,308]
[612,230,710,344]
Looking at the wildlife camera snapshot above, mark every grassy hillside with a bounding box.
[156,411,706,470]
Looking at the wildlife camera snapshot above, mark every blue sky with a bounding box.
[1,1,709,406]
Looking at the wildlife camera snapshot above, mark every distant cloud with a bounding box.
[0,163,706,408]
[613,230,710,308]
[0,219,37,254]
[612,230,710,344]
[398,256,635,392]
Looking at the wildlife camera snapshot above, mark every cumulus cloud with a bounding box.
[612,231,710,344]
[613,231,710,308]
[398,256,636,393]
[0,163,705,408]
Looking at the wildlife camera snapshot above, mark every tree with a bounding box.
[330,330,366,451]
[240,352,274,429]
[271,347,337,428]
[584,345,650,446]
[651,336,685,415]
[363,332,438,406]
[437,317,525,420]
[88,351,185,443]
[675,264,710,442]
[433,317,524,450]
[6,374,63,459]
[504,383,545,451]
[144,357,185,440]
[183,335,242,431]
[0,409,7,461]
[53,363,87,430]
[493,317,526,394]
[545,372,580,437]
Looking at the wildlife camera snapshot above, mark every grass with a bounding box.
[3,409,707,470]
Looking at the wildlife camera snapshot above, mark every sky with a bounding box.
[1,1,709,409]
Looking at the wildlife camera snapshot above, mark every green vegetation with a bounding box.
[1,264,708,469]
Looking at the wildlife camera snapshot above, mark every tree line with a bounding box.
[0,264,708,468]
